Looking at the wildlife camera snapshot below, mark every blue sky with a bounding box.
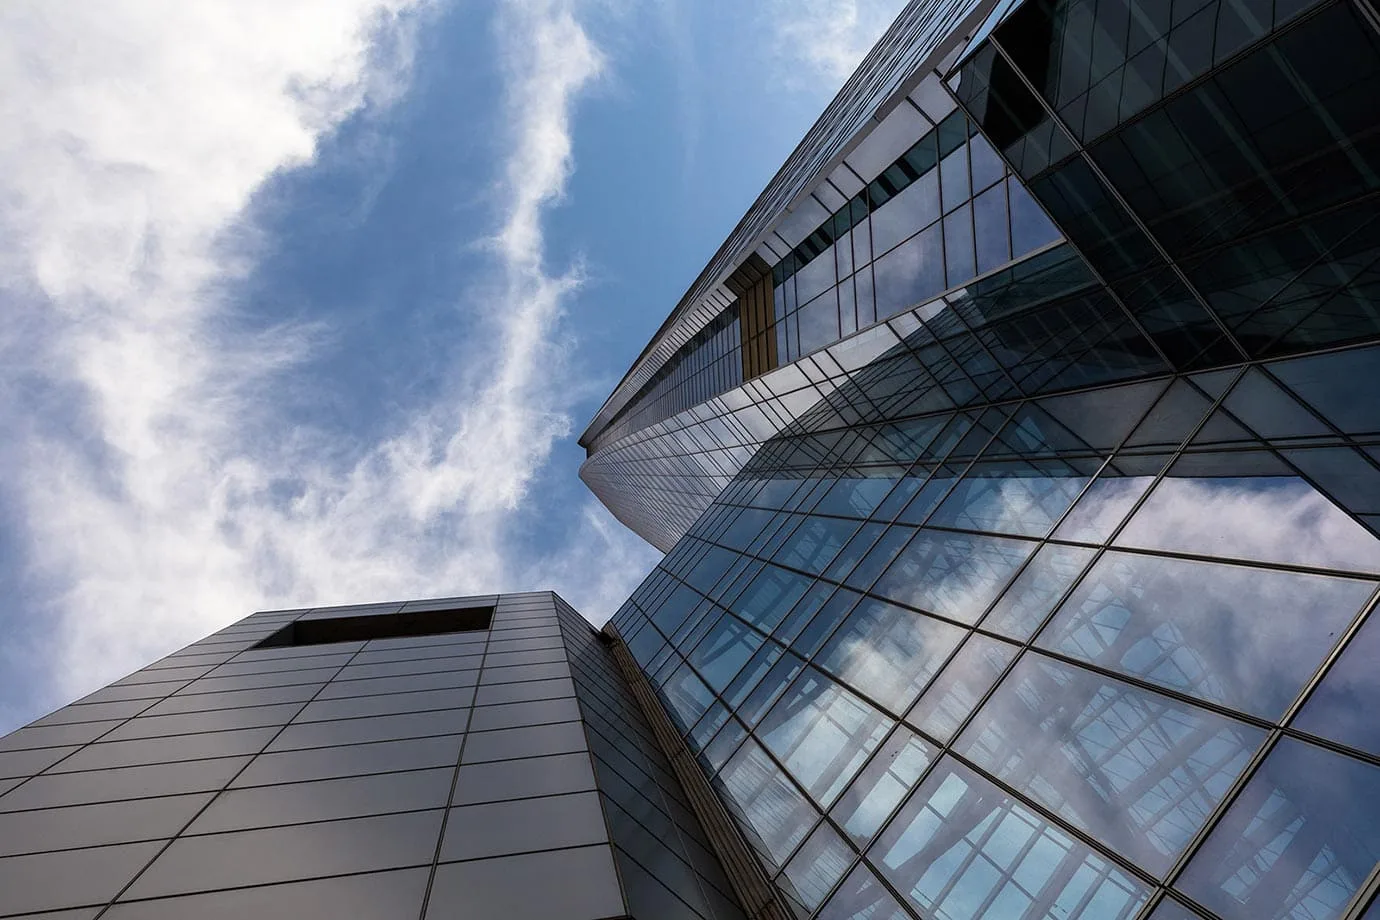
[0,0,906,733]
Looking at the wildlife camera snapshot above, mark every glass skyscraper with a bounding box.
[581,0,1380,918]
[4,0,1380,918]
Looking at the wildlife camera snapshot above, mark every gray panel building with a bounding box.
[0,594,751,919]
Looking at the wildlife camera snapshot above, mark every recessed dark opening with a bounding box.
[254,605,495,648]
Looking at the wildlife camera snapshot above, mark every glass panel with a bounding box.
[970,134,1006,192]
[1009,176,1062,252]
[1123,380,1216,451]
[1178,739,1380,920]
[659,661,714,734]
[689,701,730,751]
[816,597,965,714]
[688,614,764,694]
[928,458,1094,537]
[845,526,916,591]
[734,566,813,633]
[716,738,816,871]
[1271,345,1380,437]
[1221,369,1331,441]
[983,543,1097,641]
[955,654,1267,877]
[832,727,935,846]
[1284,447,1380,525]
[781,821,856,913]
[814,476,896,519]
[895,463,966,526]
[1038,552,1372,718]
[817,861,912,920]
[825,522,887,583]
[759,669,892,806]
[1295,611,1380,757]
[774,581,837,646]
[702,717,746,773]
[799,290,842,356]
[795,587,864,659]
[1117,451,1380,573]
[941,145,971,214]
[974,182,1012,273]
[774,514,860,576]
[873,756,1149,920]
[797,247,837,304]
[682,545,741,596]
[1052,454,1169,544]
[874,222,946,319]
[872,170,940,257]
[944,205,977,286]
[1007,381,1165,456]
[907,634,1019,743]
[724,641,784,709]
[873,529,1036,624]
[1148,897,1210,920]
[739,652,806,727]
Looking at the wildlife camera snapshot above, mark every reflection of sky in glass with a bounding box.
[1148,898,1209,920]
[1038,552,1372,718]
[781,821,854,911]
[873,757,1148,919]
[955,654,1266,877]
[816,862,912,920]
[907,633,1018,742]
[873,529,1034,624]
[983,543,1096,640]
[716,738,815,870]
[928,461,1091,537]
[759,668,892,806]
[1294,612,1380,757]
[831,728,934,845]
[1117,473,1380,573]
[1179,738,1380,920]
[817,598,964,714]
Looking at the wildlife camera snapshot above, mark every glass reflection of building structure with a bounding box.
[579,0,1380,918]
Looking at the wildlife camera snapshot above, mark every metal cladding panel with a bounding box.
[0,593,745,920]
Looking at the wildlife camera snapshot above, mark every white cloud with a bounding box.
[763,0,909,86]
[0,0,656,727]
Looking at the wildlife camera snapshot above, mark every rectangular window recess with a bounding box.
[254,606,495,648]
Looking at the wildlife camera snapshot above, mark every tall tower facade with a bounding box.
[581,1,1380,919]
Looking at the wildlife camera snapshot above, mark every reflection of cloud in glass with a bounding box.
[715,738,814,870]
[1039,552,1372,719]
[1118,475,1380,573]
[1294,612,1380,757]
[873,530,1034,624]
[832,729,933,845]
[1179,738,1380,920]
[818,598,964,714]
[1053,475,1157,543]
[758,669,890,806]
[907,634,1018,741]
[874,756,1148,919]
[954,654,1266,877]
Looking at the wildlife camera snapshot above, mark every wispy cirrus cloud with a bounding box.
[0,0,655,731]
[763,0,908,85]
